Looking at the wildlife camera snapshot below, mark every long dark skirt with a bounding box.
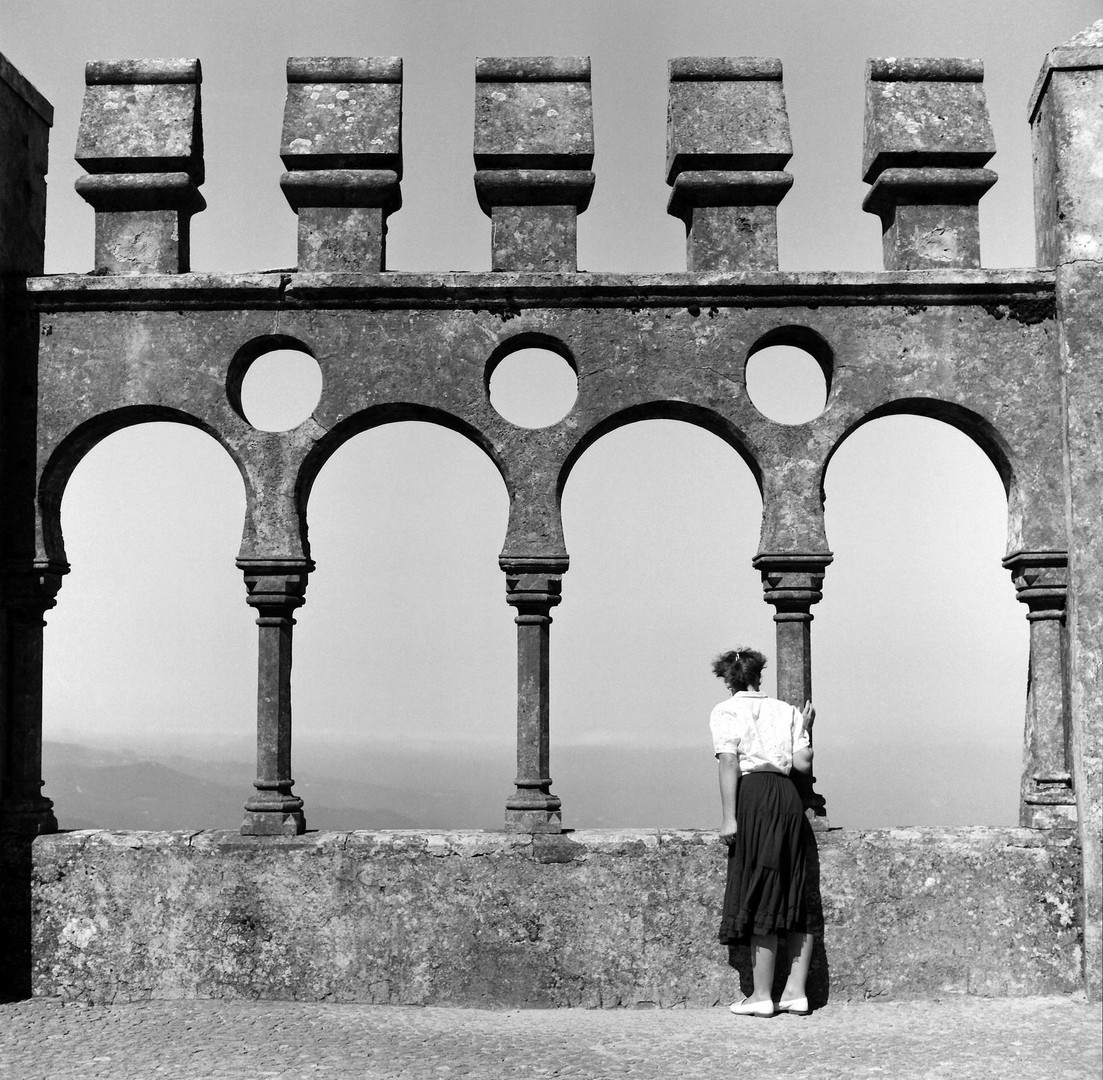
[719,770,809,945]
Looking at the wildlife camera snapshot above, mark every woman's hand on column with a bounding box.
[801,700,816,733]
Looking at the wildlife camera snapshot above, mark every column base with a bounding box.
[0,800,58,836]
[1022,799,1077,829]
[505,784,562,834]
[241,809,306,836]
[504,807,563,834]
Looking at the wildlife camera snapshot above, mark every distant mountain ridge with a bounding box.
[40,735,1019,831]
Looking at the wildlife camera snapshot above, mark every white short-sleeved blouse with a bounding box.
[709,691,809,776]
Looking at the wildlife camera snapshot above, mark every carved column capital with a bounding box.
[501,557,567,621]
[0,560,68,620]
[752,552,833,616]
[238,558,313,614]
[1003,550,1068,621]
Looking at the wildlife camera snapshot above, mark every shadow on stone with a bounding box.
[0,836,35,1001]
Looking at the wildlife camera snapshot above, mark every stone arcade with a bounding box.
[0,26,1100,1005]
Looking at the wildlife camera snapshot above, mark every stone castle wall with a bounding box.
[4,24,1103,1004]
[33,827,1081,1006]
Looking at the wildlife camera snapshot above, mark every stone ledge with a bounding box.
[23,268,1057,313]
[30,827,1082,1007]
[37,824,1077,852]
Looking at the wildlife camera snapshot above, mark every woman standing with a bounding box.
[710,647,815,1017]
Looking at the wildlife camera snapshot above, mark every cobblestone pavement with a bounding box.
[0,996,1099,1079]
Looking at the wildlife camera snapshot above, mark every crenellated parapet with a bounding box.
[473,57,594,271]
[666,57,793,271]
[862,58,996,270]
[74,59,204,273]
[280,57,402,272]
[57,54,1018,277]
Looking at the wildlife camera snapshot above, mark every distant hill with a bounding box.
[40,739,716,832]
[40,735,1019,831]
[43,742,430,831]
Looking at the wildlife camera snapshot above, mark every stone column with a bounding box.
[753,552,832,825]
[74,59,204,273]
[474,57,594,272]
[502,560,565,833]
[862,58,996,270]
[238,559,311,836]
[1003,552,1075,828]
[280,57,402,272]
[665,58,793,271]
[0,567,63,835]
[1030,20,1103,1000]
[1,56,57,837]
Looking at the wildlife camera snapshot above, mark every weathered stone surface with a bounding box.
[74,59,204,273]
[294,205,386,272]
[666,59,792,271]
[488,204,577,272]
[31,828,1081,1005]
[1031,20,1103,1001]
[281,58,401,169]
[1003,551,1075,828]
[667,57,791,179]
[474,58,593,272]
[863,59,993,179]
[280,59,402,272]
[673,199,789,272]
[75,61,202,177]
[474,57,593,168]
[863,59,996,270]
[503,567,564,833]
[24,269,1063,567]
[238,561,310,836]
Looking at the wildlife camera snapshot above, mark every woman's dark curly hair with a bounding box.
[712,647,767,693]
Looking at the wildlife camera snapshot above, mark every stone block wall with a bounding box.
[0,53,50,275]
[32,827,1081,1006]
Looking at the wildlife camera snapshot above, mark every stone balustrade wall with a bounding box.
[31,827,1080,1006]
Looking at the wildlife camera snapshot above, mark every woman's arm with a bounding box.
[718,752,739,843]
[791,700,815,774]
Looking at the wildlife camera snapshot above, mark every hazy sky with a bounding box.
[3,0,1096,830]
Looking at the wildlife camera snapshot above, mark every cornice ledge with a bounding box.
[23,267,1056,312]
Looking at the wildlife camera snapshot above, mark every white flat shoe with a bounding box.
[777,996,810,1015]
[729,997,776,1017]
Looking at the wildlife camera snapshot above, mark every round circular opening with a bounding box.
[745,344,828,424]
[489,347,578,429]
[238,348,323,432]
